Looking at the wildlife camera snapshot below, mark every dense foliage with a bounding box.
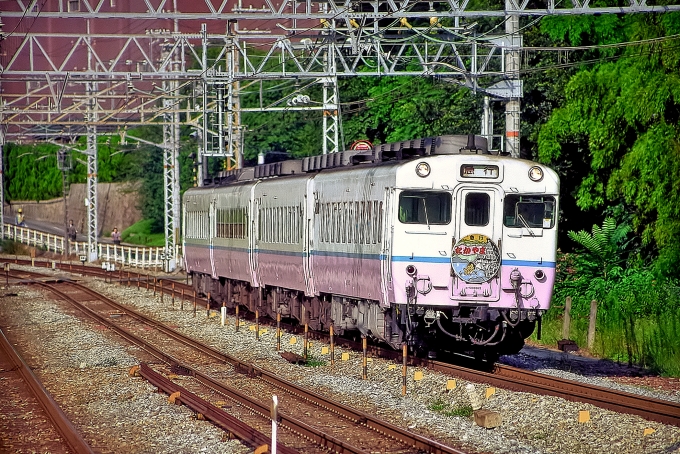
[537,12,680,276]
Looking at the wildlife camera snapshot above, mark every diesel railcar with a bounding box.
[183,135,560,359]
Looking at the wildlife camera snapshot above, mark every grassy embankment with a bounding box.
[531,253,680,376]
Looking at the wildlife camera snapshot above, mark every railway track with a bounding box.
[16,272,466,454]
[0,326,94,454]
[9,258,680,427]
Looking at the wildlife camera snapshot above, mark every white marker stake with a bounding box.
[271,395,279,454]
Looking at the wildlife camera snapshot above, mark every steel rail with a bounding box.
[24,280,313,453]
[18,262,680,426]
[0,328,95,454]
[321,334,680,427]
[58,280,468,454]
[137,363,300,454]
[25,278,465,454]
[492,363,680,426]
[159,364,369,454]
[20,260,680,426]
[87,273,680,428]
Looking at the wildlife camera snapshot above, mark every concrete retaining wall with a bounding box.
[6,181,143,236]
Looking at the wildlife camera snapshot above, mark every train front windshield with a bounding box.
[398,191,452,225]
[503,195,556,229]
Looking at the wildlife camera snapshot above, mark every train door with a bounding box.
[380,187,395,306]
[451,186,502,301]
[303,178,316,297]
[209,196,217,279]
[249,184,260,288]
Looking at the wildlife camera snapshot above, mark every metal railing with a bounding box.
[1,224,183,270]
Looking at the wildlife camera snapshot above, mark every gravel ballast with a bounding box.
[1,264,680,453]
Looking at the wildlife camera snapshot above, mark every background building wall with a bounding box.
[6,181,142,236]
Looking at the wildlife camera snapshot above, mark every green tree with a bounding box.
[341,76,482,144]
[537,12,680,274]
[568,217,631,284]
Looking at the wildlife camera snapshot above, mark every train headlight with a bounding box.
[406,264,417,276]
[415,162,431,178]
[528,166,544,182]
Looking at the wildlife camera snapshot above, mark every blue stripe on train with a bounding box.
[190,243,556,267]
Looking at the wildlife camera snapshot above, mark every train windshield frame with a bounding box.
[503,195,556,229]
[398,191,452,225]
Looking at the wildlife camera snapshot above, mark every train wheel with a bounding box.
[473,347,500,365]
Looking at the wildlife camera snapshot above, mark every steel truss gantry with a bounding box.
[1,0,677,264]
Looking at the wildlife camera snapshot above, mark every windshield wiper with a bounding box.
[421,198,430,230]
[517,213,536,237]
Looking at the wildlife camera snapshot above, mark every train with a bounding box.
[183,135,560,360]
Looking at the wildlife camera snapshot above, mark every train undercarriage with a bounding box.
[192,272,541,361]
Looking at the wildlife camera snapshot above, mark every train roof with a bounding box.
[202,134,492,187]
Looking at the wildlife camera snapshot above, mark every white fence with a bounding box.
[2,224,183,270]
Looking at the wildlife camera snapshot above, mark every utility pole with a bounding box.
[162,34,181,272]
[57,149,71,256]
[85,19,99,262]
[505,2,522,158]
[0,124,5,240]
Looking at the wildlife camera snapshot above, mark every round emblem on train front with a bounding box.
[451,234,501,283]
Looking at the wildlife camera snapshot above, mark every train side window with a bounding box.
[321,204,326,243]
[359,202,365,244]
[347,202,359,243]
[282,207,286,243]
[216,207,246,239]
[279,207,283,242]
[266,208,270,242]
[378,201,383,242]
[269,208,273,242]
[285,207,289,243]
[295,206,299,243]
[331,203,337,243]
[293,206,298,243]
[341,203,345,243]
[357,202,361,244]
[230,208,235,239]
[340,202,346,243]
[289,207,293,243]
[346,202,350,243]
[398,191,451,225]
[348,202,354,244]
[503,195,556,229]
[276,207,281,243]
[325,203,330,243]
[329,204,334,243]
[464,193,490,226]
[346,202,351,243]
[283,206,287,242]
[242,207,248,239]
[366,202,372,244]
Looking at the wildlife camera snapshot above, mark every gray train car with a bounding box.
[183,135,559,359]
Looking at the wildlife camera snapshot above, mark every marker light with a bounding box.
[528,166,544,182]
[415,162,431,178]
